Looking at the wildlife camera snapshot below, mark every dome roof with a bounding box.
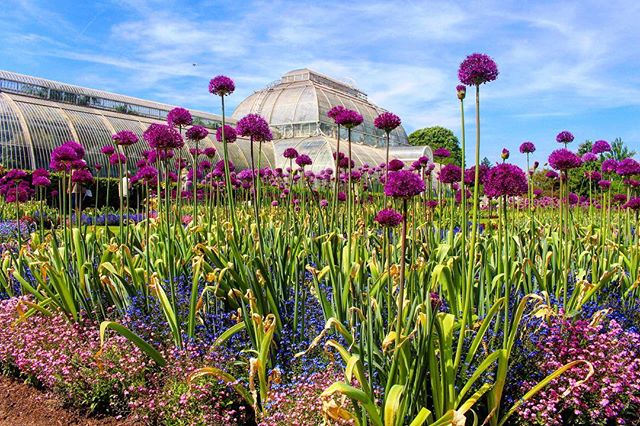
[232,69,409,147]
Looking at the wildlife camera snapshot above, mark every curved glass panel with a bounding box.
[0,95,33,169]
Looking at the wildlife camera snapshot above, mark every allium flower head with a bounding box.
[519,141,536,154]
[208,75,235,96]
[585,170,602,181]
[483,164,528,198]
[236,114,273,142]
[616,158,640,177]
[458,53,499,86]
[327,105,346,122]
[101,145,115,156]
[186,125,208,141]
[433,147,451,159]
[556,130,574,144]
[624,197,640,210]
[112,130,139,146]
[456,85,466,100]
[548,148,582,171]
[283,148,299,159]
[598,179,611,189]
[215,125,237,143]
[388,159,405,171]
[601,158,618,174]
[464,164,489,185]
[582,152,598,163]
[203,147,217,158]
[384,170,425,198]
[50,141,84,171]
[143,123,184,150]
[137,166,158,184]
[545,170,559,179]
[167,107,192,127]
[501,148,510,160]
[109,152,127,165]
[374,208,403,227]
[438,163,462,184]
[71,168,94,184]
[374,112,401,132]
[592,140,611,154]
[335,109,363,129]
[296,154,312,167]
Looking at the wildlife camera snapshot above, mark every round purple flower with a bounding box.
[438,163,462,184]
[50,142,84,171]
[32,175,51,187]
[384,170,425,198]
[388,159,405,171]
[433,147,451,159]
[592,140,611,154]
[374,112,401,133]
[203,147,217,158]
[464,164,489,186]
[112,130,139,147]
[95,163,103,171]
[143,123,184,150]
[215,125,237,143]
[616,158,640,177]
[567,192,579,205]
[582,152,598,163]
[483,164,528,198]
[186,125,208,141]
[236,114,273,142]
[556,130,574,144]
[548,148,582,171]
[456,85,466,100]
[598,179,611,189]
[71,168,94,184]
[327,105,347,122]
[519,141,536,154]
[208,75,235,96]
[585,170,602,181]
[601,158,618,174]
[283,148,299,159]
[101,145,116,156]
[320,199,328,207]
[296,154,312,167]
[137,166,158,184]
[624,197,640,211]
[335,109,363,129]
[167,107,193,127]
[458,53,499,86]
[374,208,403,227]
[109,152,127,165]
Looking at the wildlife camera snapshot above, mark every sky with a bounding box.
[1,0,639,166]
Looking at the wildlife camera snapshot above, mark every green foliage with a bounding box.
[408,126,462,165]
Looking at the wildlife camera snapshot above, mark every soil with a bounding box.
[0,375,139,426]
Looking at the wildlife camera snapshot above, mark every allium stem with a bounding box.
[220,95,236,231]
[395,198,408,347]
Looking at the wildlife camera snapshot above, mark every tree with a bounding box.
[481,157,492,168]
[605,138,636,161]
[408,126,462,165]
[577,140,593,156]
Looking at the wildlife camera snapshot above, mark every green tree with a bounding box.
[577,140,593,156]
[408,126,461,165]
[481,157,492,168]
[605,137,636,161]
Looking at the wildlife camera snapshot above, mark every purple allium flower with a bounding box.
[319,199,328,207]
[585,170,602,181]
[456,84,466,100]
[598,179,611,189]
[208,75,235,96]
[374,208,403,227]
[50,142,84,171]
[501,148,510,160]
[464,165,489,185]
[483,164,528,198]
[215,160,234,172]
[71,168,93,184]
[624,197,640,210]
[101,145,115,156]
[613,193,627,204]
[203,147,217,158]
[185,125,208,141]
[337,191,347,202]
[296,154,312,167]
[31,175,51,187]
[548,148,582,171]
[236,114,272,142]
[567,192,579,205]
[433,147,451,159]
[109,152,127,165]
[335,109,363,129]
[533,188,543,197]
[601,158,618,174]
[143,123,184,150]
[388,159,405,171]
[592,140,611,154]
[112,130,138,146]
[384,170,425,198]
[616,158,640,177]
[582,152,598,163]
[283,148,299,159]
[374,112,401,133]
[438,163,462,184]
[327,105,347,122]
[271,200,278,207]
[137,166,158,184]
[167,107,193,127]
[95,163,103,171]
[215,125,237,143]
[519,141,536,154]
[556,130,574,144]
[458,53,499,86]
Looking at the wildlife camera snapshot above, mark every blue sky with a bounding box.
[1,0,639,166]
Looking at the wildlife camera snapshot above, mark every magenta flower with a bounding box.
[208,75,235,96]
[433,147,451,159]
[483,164,528,198]
[167,107,193,127]
[215,125,237,143]
[592,140,611,154]
[101,145,115,156]
[236,114,272,142]
[137,166,158,184]
[624,197,640,210]
[109,152,127,165]
[320,199,328,207]
[374,112,401,132]
[582,152,598,163]
[186,125,208,141]
[335,109,363,129]
[374,208,403,227]
[203,147,217,158]
[384,170,425,198]
[555,130,574,144]
[464,164,489,185]
[143,123,184,150]
[283,148,299,159]
[501,148,510,160]
[598,179,611,189]
[548,148,582,171]
[50,141,84,171]
[616,158,640,177]
[327,105,347,122]
[601,158,618,174]
[71,168,94,184]
[112,130,139,146]
[456,84,466,100]
[519,141,536,154]
[458,53,499,86]
[438,163,462,184]
[296,154,312,167]
[388,159,405,171]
